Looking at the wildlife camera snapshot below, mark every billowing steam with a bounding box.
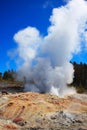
[13,0,87,96]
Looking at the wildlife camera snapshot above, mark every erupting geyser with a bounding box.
[13,0,87,96]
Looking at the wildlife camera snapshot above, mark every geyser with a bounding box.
[13,0,87,96]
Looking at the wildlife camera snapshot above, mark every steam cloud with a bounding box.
[13,0,87,96]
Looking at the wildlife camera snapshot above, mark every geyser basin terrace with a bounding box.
[0,92,87,129]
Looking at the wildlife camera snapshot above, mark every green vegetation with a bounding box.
[0,70,23,86]
[71,62,87,93]
[0,69,16,82]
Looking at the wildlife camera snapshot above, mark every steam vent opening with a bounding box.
[8,0,86,97]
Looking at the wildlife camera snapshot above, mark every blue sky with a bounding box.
[0,0,87,72]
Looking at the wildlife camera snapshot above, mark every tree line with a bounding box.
[0,69,16,81]
[71,62,87,92]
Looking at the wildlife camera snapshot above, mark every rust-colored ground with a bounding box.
[0,92,87,130]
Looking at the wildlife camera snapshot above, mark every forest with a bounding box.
[71,62,87,93]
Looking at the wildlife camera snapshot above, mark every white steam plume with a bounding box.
[13,0,87,96]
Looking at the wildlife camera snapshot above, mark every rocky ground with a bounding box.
[0,91,87,130]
